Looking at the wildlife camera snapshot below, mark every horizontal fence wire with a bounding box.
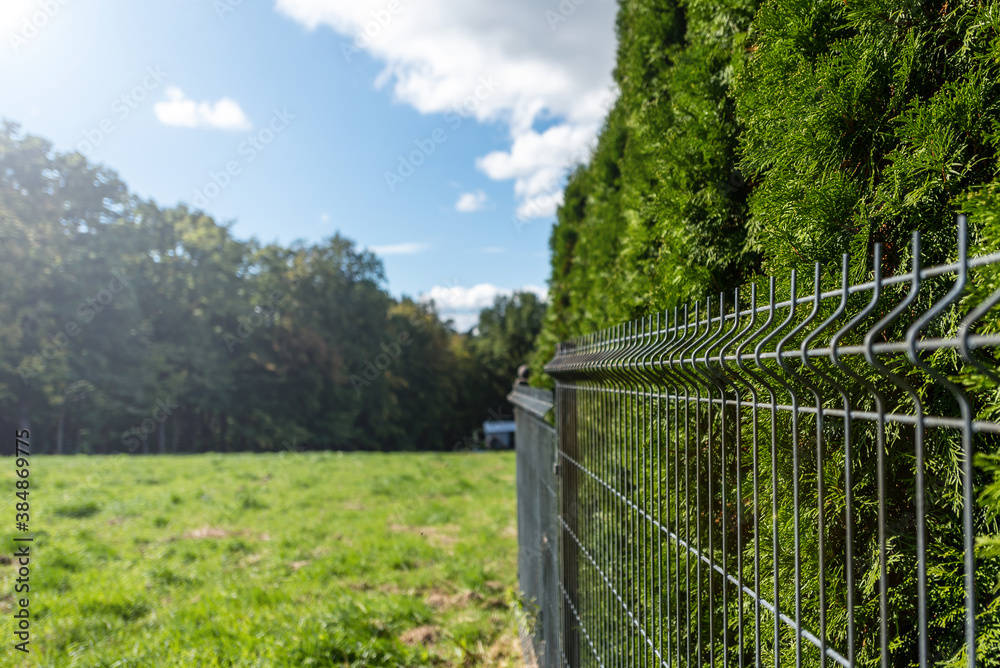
[541,216,1000,668]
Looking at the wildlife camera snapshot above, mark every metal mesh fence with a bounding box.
[528,217,1000,668]
[511,384,563,668]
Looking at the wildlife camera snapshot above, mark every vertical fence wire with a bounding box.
[526,218,1000,668]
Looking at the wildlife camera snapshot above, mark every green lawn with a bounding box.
[1,451,522,667]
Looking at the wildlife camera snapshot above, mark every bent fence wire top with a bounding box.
[531,216,1000,668]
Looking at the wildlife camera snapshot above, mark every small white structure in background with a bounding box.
[483,420,516,449]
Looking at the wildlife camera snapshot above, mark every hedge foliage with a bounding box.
[535,0,1000,371]
[534,1,1000,665]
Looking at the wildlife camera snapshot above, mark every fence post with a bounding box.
[509,382,561,667]
[559,383,580,668]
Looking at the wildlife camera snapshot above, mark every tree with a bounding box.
[0,122,131,448]
[470,291,546,413]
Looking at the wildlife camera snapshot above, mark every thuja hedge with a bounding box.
[534,0,761,377]
[535,0,1000,664]
[737,0,1000,278]
[535,0,1000,365]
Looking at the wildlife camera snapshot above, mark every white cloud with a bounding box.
[422,283,508,311]
[274,0,617,218]
[455,189,487,213]
[369,242,429,255]
[154,87,252,131]
[419,283,547,331]
[440,312,480,333]
[477,121,593,216]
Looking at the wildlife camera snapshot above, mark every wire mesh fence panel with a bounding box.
[531,217,1000,668]
[512,384,563,668]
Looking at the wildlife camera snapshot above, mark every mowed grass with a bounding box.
[0,451,521,667]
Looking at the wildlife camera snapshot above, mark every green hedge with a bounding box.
[536,1,1000,665]
[536,0,1000,371]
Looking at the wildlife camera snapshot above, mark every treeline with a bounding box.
[0,123,545,454]
[534,0,1000,373]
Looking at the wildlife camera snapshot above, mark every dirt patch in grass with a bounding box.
[239,554,264,568]
[425,589,481,610]
[400,625,439,646]
[388,523,461,549]
[184,526,230,539]
[481,627,521,666]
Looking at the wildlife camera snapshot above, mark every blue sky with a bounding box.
[0,0,617,329]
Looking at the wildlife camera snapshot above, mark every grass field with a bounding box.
[0,451,522,667]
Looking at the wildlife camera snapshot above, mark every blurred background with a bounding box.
[0,0,618,454]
